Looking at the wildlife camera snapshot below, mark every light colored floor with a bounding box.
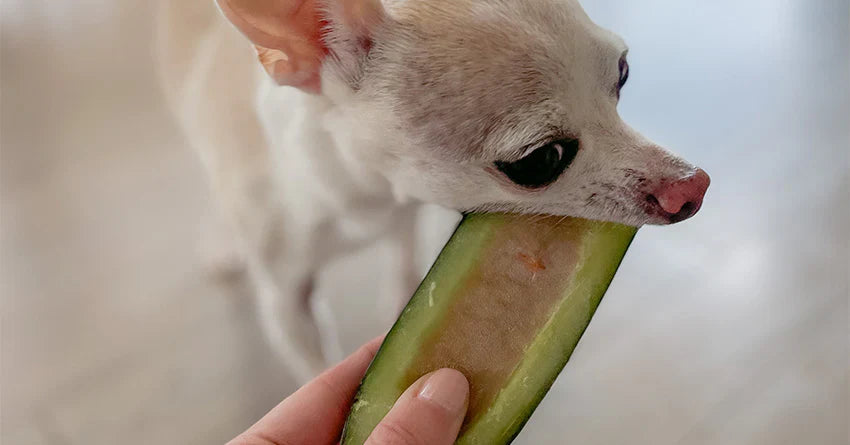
[2,0,848,444]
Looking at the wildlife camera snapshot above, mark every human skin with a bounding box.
[227,336,470,445]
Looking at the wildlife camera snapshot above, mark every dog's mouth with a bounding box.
[470,169,710,227]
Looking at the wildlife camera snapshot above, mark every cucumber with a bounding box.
[342,213,637,444]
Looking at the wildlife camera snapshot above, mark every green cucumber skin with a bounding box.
[341,213,637,445]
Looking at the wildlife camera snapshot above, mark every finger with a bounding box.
[365,368,469,445]
[229,335,384,445]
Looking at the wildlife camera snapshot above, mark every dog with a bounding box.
[156,0,710,383]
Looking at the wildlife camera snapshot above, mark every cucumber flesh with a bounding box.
[342,213,637,444]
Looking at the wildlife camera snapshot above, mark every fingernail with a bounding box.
[417,369,469,414]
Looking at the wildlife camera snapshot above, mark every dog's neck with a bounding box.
[260,80,403,219]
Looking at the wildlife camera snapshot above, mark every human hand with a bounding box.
[228,336,470,445]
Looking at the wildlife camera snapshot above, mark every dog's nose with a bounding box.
[646,168,710,223]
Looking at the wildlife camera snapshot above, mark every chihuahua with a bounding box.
[156,0,710,383]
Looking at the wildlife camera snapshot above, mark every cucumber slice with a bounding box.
[342,213,636,444]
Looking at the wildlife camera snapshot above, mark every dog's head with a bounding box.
[218,0,710,226]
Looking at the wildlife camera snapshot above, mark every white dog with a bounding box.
[156,0,710,383]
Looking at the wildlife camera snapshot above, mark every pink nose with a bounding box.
[647,168,711,223]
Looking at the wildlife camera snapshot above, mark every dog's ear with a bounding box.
[216,0,384,93]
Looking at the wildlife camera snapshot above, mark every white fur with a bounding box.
[156,0,706,382]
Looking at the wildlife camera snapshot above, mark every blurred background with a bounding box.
[1,0,848,443]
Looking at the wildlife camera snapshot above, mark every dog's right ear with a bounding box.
[216,0,384,93]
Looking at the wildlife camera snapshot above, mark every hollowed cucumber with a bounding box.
[342,213,636,444]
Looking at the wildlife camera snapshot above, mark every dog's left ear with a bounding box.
[216,0,385,93]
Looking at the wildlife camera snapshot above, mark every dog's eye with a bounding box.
[618,56,629,90]
[494,139,579,188]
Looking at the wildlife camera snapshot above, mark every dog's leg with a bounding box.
[162,16,276,279]
[251,217,351,384]
[198,205,246,279]
[248,248,328,384]
[378,206,423,326]
[163,18,329,381]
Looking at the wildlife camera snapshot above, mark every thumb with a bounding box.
[365,368,470,445]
